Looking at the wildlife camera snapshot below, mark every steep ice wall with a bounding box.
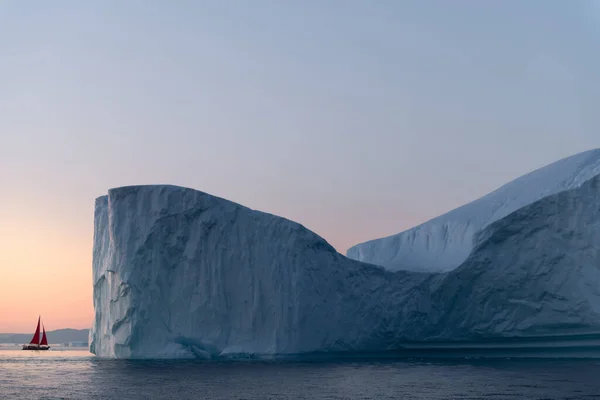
[89,185,429,358]
[91,174,600,359]
[346,149,600,273]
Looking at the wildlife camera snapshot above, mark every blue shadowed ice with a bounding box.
[90,150,600,359]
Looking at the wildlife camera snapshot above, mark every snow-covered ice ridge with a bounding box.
[347,149,600,273]
[91,157,600,358]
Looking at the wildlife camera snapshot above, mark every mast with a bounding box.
[40,323,48,346]
[29,316,41,345]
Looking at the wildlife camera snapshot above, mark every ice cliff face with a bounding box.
[90,185,427,358]
[347,149,600,273]
[91,164,600,358]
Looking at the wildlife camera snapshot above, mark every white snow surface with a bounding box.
[347,149,600,273]
[91,168,600,359]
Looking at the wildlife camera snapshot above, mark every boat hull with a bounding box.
[22,345,50,350]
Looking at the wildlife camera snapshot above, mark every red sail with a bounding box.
[40,324,48,346]
[29,316,41,345]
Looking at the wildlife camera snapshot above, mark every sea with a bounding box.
[2,346,600,399]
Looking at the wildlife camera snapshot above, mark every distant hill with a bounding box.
[0,329,89,344]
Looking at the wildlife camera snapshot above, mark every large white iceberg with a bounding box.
[90,150,600,359]
[347,149,600,273]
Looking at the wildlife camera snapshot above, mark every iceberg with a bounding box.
[90,185,425,358]
[347,149,600,273]
[90,150,600,359]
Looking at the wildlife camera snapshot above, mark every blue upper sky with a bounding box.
[1,0,599,252]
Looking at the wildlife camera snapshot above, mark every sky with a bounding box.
[1,0,599,333]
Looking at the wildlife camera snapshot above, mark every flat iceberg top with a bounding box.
[347,149,600,273]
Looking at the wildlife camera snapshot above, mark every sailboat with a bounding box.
[22,316,50,350]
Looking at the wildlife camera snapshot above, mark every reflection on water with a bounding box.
[0,348,91,358]
[2,348,600,399]
[0,348,94,399]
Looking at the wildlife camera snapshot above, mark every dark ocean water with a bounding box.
[2,347,600,399]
